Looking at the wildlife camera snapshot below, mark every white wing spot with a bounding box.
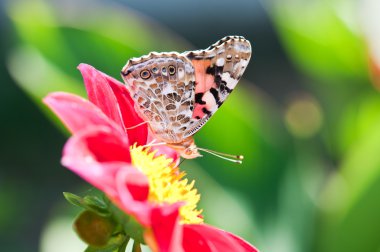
[178,67,185,79]
[216,58,225,66]
[203,91,217,111]
[222,72,237,89]
[162,85,175,95]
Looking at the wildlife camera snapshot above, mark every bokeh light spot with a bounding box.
[284,94,323,139]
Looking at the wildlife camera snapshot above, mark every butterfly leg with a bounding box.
[125,121,148,130]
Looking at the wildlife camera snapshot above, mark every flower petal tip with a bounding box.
[77,63,92,71]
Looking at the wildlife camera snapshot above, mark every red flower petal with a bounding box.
[147,204,184,252]
[78,63,148,146]
[115,168,153,226]
[43,92,120,135]
[182,224,258,252]
[62,126,130,197]
[117,168,149,202]
[228,232,259,252]
[103,73,148,146]
[78,64,125,131]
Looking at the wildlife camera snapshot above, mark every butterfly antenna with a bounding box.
[197,147,244,164]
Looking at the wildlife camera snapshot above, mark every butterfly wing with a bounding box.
[181,36,252,138]
[121,36,251,145]
[121,53,197,144]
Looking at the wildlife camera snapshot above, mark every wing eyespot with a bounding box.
[226,54,232,61]
[140,69,151,79]
[168,65,176,75]
[152,67,159,74]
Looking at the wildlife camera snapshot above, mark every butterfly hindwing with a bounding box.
[182,36,251,138]
[121,53,197,143]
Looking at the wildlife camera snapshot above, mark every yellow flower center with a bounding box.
[130,145,203,224]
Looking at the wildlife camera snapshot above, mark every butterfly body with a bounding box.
[121,36,251,159]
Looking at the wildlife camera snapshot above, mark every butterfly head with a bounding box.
[182,143,202,159]
[167,137,202,159]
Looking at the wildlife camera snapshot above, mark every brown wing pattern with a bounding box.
[121,53,196,143]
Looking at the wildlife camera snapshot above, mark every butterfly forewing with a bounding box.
[182,36,251,138]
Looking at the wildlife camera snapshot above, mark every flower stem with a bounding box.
[132,240,142,252]
[118,235,130,252]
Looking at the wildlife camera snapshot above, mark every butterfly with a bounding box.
[121,36,251,162]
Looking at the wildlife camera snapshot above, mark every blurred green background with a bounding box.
[1,0,380,251]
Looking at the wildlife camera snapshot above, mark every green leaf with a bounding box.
[63,192,110,217]
[83,195,110,216]
[63,192,85,208]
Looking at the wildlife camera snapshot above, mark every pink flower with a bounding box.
[44,64,258,252]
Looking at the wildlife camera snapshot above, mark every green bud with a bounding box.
[74,210,116,247]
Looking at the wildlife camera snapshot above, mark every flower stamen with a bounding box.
[130,145,203,224]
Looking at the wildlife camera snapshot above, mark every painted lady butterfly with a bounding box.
[121,36,251,161]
